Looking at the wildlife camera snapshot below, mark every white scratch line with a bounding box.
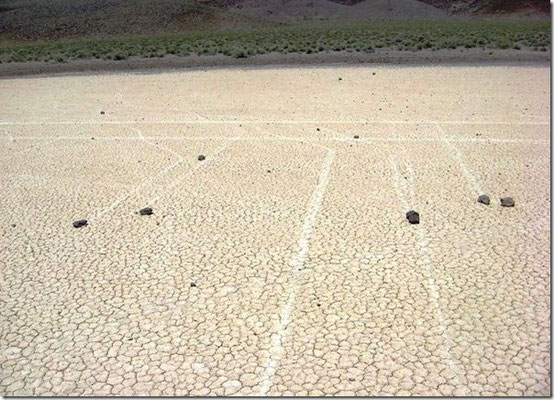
[148,134,241,205]
[132,126,185,165]
[0,120,549,126]
[259,148,335,396]
[0,135,547,145]
[91,132,185,221]
[436,124,485,196]
[389,154,467,395]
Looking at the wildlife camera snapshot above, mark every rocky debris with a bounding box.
[406,210,419,224]
[11,224,16,228]
[198,155,206,161]
[267,169,271,173]
[354,135,360,139]
[316,128,320,131]
[73,219,88,228]
[100,111,105,115]
[338,77,342,81]
[372,72,376,75]
[190,282,197,287]
[477,194,490,205]
[139,207,153,215]
[501,197,515,207]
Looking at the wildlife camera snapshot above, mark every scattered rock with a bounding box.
[406,210,419,224]
[267,170,271,173]
[190,282,196,287]
[354,135,360,139]
[100,111,105,115]
[11,224,16,228]
[198,155,206,161]
[372,72,376,75]
[501,197,515,207]
[91,137,95,140]
[338,77,342,81]
[316,128,320,131]
[73,219,88,228]
[477,194,490,205]
[139,207,153,215]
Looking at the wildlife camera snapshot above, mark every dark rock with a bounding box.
[139,207,153,215]
[477,194,490,205]
[406,210,419,224]
[11,224,16,228]
[354,135,360,139]
[100,111,105,115]
[198,155,206,161]
[267,170,271,173]
[372,72,376,75]
[73,219,88,228]
[316,128,320,131]
[501,197,515,207]
[190,282,196,287]
[338,77,342,81]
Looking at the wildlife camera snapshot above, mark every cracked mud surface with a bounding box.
[0,63,550,396]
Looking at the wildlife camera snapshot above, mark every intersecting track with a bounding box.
[0,63,550,396]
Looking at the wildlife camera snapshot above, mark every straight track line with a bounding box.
[0,135,548,145]
[147,135,241,206]
[258,147,335,396]
[436,123,485,196]
[0,120,549,126]
[389,153,467,396]
[91,130,239,222]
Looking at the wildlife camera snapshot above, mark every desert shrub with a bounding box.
[113,53,127,60]
[232,48,247,58]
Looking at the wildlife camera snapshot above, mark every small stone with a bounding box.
[198,155,206,161]
[139,207,153,215]
[190,282,196,287]
[100,111,105,115]
[73,219,88,228]
[11,224,16,227]
[354,135,359,139]
[338,77,342,81]
[372,72,376,75]
[477,194,490,205]
[267,170,271,173]
[501,197,515,207]
[316,128,320,131]
[406,210,419,224]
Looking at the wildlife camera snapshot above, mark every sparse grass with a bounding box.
[0,20,549,64]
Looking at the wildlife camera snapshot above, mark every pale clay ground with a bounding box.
[0,64,550,396]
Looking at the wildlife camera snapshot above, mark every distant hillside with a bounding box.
[418,0,550,17]
[0,0,549,43]
[0,0,269,41]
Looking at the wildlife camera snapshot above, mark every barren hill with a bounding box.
[418,0,550,17]
[0,0,549,42]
